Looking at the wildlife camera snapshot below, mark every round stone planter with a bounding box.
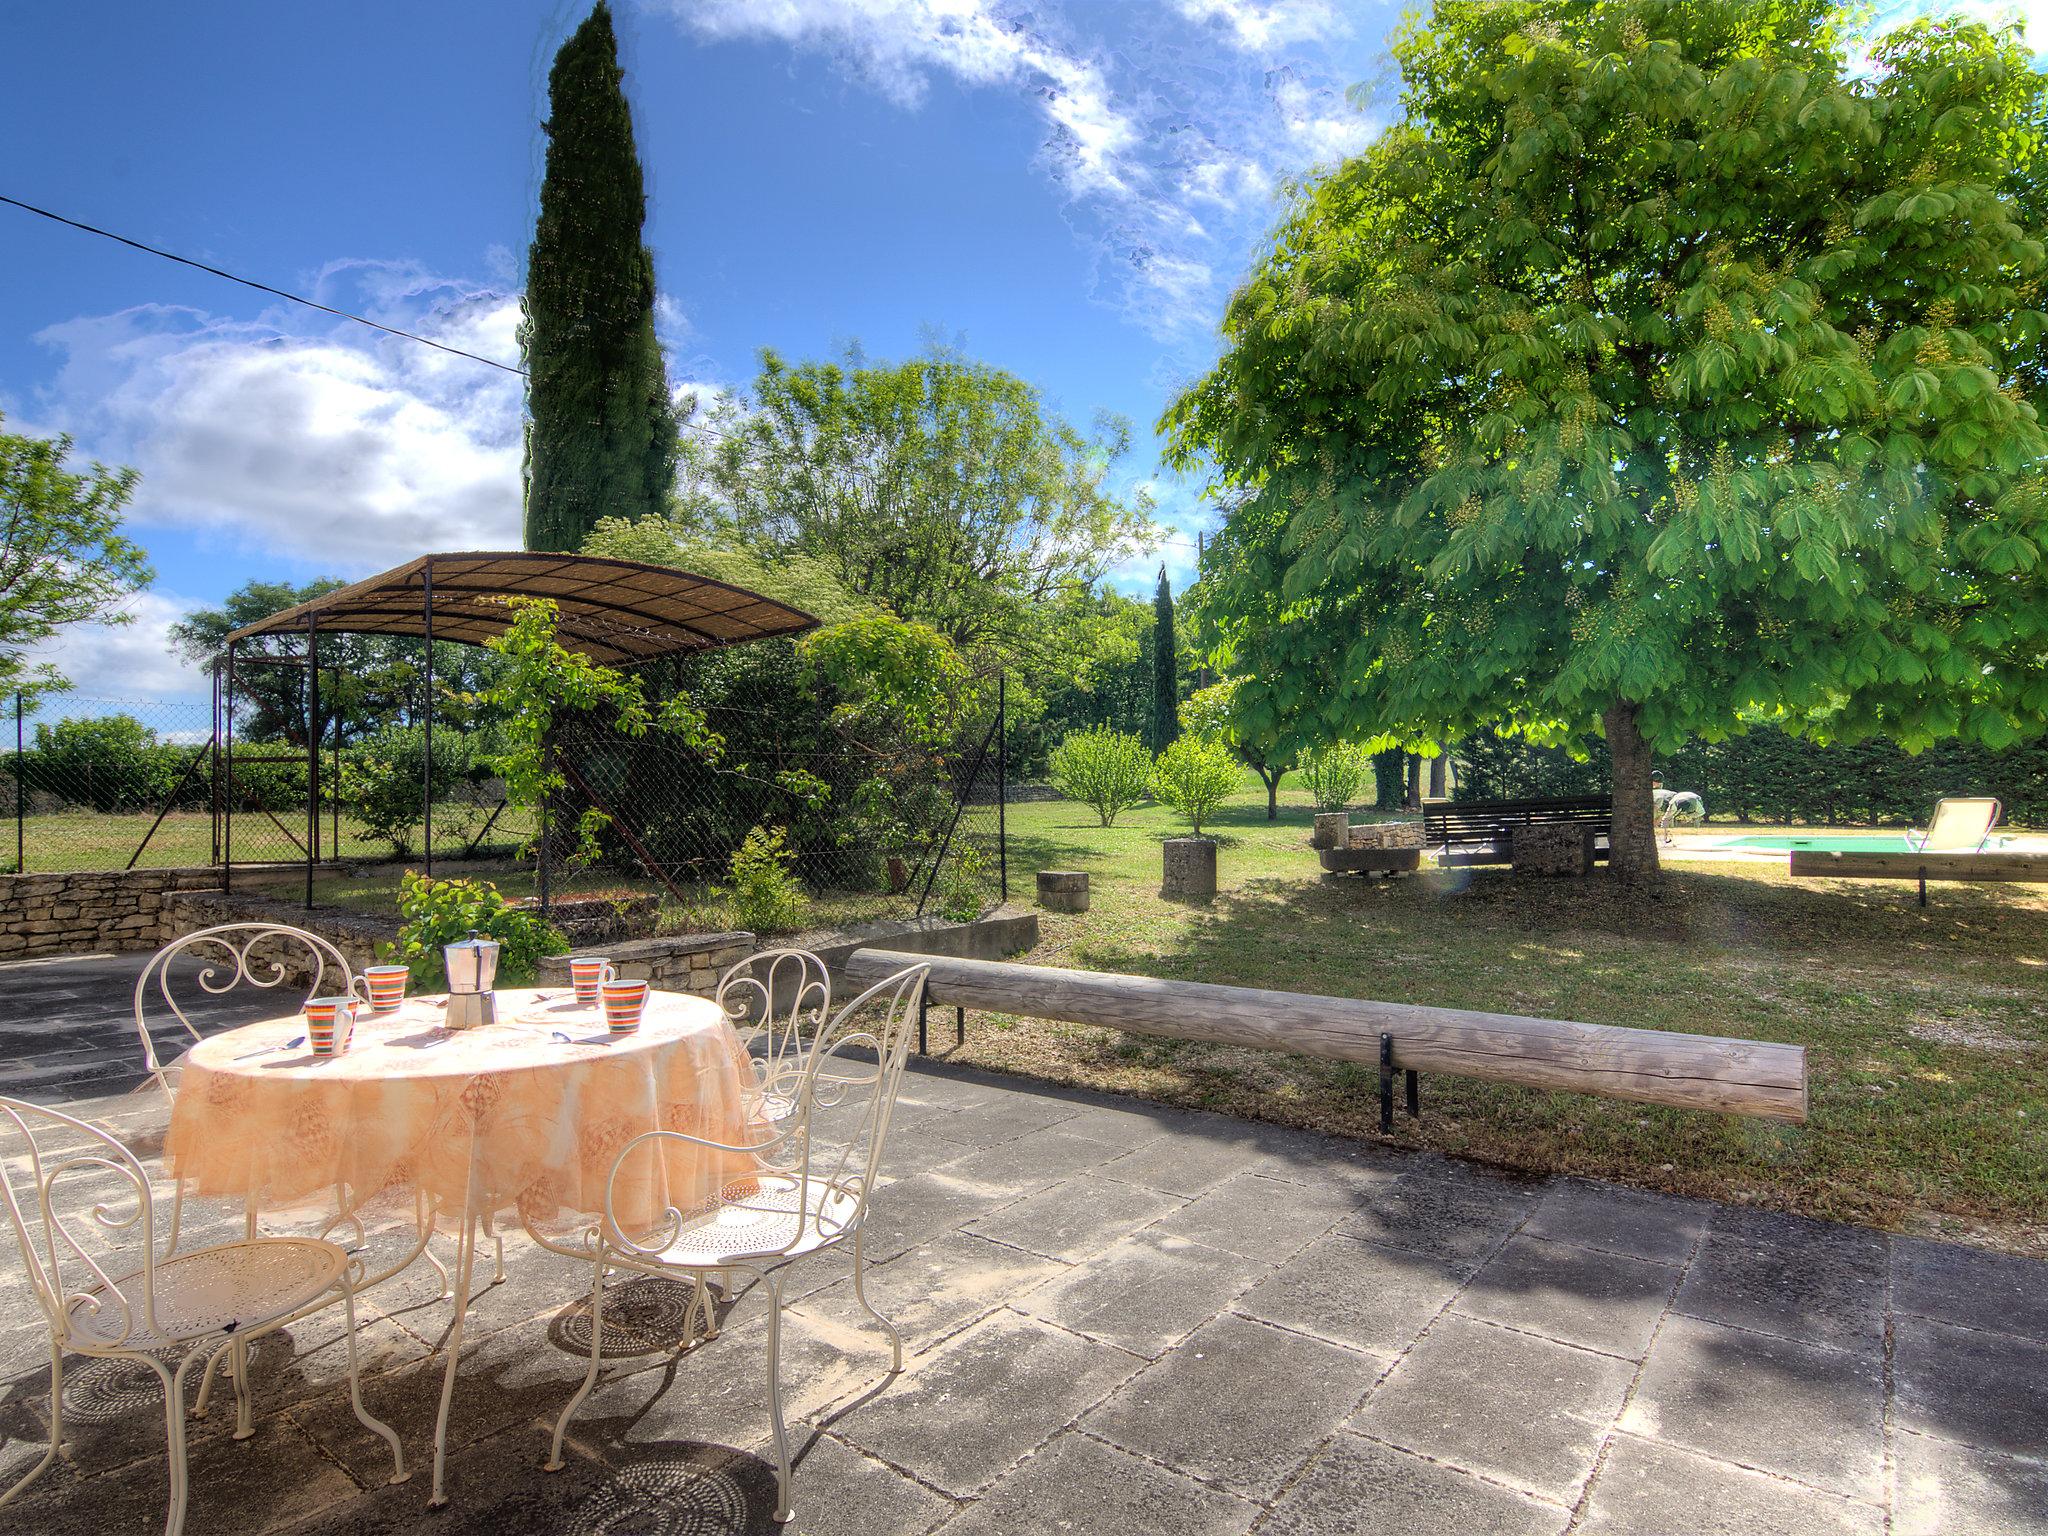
[1161,837,1218,902]
[1311,811,1350,850]
[1036,869,1091,913]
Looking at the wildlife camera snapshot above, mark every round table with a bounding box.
[163,985,766,1505]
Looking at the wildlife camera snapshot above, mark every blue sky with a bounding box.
[1,0,2038,714]
[0,0,1404,711]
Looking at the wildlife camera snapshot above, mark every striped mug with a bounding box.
[304,996,358,1056]
[569,956,616,1006]
[355,965,409,1014]
[599,978,649,1035]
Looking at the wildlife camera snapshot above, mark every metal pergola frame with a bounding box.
[213,552,817,909]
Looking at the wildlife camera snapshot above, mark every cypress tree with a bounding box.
[522,2,678,553]
[1151,566,1180,753]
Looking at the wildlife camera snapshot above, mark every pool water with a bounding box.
[1719,834,1919,853]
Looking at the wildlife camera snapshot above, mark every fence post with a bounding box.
[13,691,22,875]
[224,646,236,893]
[306,622,319,910]
[998,672,1007,904]
[422,557,435,878]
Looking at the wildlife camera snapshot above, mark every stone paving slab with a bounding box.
[1352,1313,1636,1503]
[0,949,2045,1534]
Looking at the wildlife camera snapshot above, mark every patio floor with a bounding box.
[0,951,2044,1534]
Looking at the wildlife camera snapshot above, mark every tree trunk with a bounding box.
[1405,754,1422,812]
[1604,699,1661,883]
[1259,766,1280,821]
[1427,749,1447,800]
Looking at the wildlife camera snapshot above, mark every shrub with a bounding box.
[393,870,566,989]
[1049,726,1153,826]
[341,724,480,857]
[1150,735,1241,835]
[721,824,808,934]
[934,843,990,923]
[1297,742,1372,810]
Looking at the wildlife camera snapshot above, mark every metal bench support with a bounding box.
[1379,1031,1419,1134]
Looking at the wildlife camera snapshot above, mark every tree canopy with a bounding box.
[1165,0,2048,878]
[695,345,1156,664]
[522,0,678,553]
[170,578,499,746]
[0,417,151,702]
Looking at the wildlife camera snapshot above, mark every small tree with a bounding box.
[1151,734,1241,835]
[1048,726,1153,826]
[0,418,151,701]
[1182,679,1290,820]
[1297,743,1372,812]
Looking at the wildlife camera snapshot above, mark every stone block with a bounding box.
[1161,837,1217,901]
[1036,868,1091,911]
[1510,822,1595,876]
[1311,812,1349,850]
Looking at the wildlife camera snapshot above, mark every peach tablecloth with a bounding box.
[164,987,764,1233]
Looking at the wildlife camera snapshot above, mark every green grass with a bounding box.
[6,806,533,873]
[963,773,2048,1250]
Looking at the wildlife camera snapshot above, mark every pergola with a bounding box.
[213,551,817,904]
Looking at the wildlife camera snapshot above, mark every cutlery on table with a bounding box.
[235,1035,305,1060]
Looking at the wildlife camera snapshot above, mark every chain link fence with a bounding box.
[7,674,1009,931]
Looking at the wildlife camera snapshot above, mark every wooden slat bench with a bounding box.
[1424,794,1613,867]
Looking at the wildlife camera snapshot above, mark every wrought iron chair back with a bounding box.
[604,960,928,1263]
[0,1098,163,1352]
[714,947,831,1120]
[133,922,357,1101]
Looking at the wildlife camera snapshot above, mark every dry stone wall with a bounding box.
[0,868,222,961]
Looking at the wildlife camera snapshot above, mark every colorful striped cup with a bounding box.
[304,996,358,1056]
[599,978,649,1035]
[356,965,409,1014]
[569,956,616,1005]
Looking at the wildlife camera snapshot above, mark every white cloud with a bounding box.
[30,274,525,571]
[652,0,1390,343]
[24,589,208,704]
[1172,0,1346,51]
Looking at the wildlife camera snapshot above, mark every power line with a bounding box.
[1,193,529,378]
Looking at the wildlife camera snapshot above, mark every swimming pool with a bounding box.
[1717,834,1919,853]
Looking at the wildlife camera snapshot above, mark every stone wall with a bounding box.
[1348,821,1425,851]
[0,867,222,961]
[161,891,398,985]
[536,930,757,1000]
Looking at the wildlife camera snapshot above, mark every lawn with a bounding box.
[964,774,2047,1252]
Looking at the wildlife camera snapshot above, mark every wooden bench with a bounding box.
[1424,794,1613,866]
[844,948,1808,1129]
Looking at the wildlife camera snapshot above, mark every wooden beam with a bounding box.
[844,948,1807,1123]
[1789,850,2048,883]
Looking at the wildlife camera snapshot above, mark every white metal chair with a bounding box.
[133,923,358,1105]
[0,1098,408,1536]
[715,947,832,1123]
[1907,795,2002,853]
[545,961,931,1524]
[130,922,476,1410]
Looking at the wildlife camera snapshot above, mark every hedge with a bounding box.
[1452,728,2048,826]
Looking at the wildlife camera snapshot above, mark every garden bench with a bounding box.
[1424,794,1612,866]
[845,948,1808,1132]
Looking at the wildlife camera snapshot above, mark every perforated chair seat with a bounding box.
[66,1237,345,1350]
[642,1175,862,1269]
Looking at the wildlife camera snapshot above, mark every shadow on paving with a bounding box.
[0,946,2042,1533]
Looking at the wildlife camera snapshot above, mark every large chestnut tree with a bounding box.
[1165,1,2048,879]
